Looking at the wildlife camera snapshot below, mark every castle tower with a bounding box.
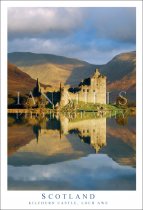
[60,86,70,107]
[94,68,100,77]
[91,68,101,87]
[90,68,106,104]
[33,78,41,97]
[59,82,62,95]
[36,78,41,93]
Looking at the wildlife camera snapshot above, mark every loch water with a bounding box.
[8,112,136,190]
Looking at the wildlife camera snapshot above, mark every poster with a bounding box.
[0,1,142,209]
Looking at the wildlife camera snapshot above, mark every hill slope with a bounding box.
[101,51,136,91]
[101,51,136,102]
[8,52,96,87]
[8,63,37,95]
[8,51,136,101]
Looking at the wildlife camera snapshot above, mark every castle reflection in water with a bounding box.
[8,112,136,168]
[31,113,107,154]
[60,115,106,153]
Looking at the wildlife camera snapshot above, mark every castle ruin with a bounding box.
[32,68,106,108]
[60,68,106,106]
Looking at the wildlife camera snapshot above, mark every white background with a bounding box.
[1,1,142,209]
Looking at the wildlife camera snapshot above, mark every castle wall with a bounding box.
[59,69,106,106]
[69,76,106,104]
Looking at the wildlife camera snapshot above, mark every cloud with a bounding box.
[8,36,135,64]
[8,154,136,190]
[8,8,85,39]
[8,7,136,63]
[8,7,136,42]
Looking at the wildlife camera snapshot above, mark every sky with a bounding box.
[8,7,136,64]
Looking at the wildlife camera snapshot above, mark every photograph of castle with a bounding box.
[7,7,136,194]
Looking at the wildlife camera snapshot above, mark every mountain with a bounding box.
[101,51,136,91]
[8,52,96,87]
[101,51,136,102]
[8,63,38,96]
[8,63,49,97]
[8,51,136,101]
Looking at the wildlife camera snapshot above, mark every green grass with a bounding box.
[61,101,127,112]
[59,100,135,120]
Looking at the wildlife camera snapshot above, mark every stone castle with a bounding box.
[60,68,106,106]
[32,68,106,107]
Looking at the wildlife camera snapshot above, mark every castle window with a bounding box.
[83,89,85,92]
[93,90,95,92]
[87,89,89,92]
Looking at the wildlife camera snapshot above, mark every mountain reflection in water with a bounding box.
[8,112,136,190]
